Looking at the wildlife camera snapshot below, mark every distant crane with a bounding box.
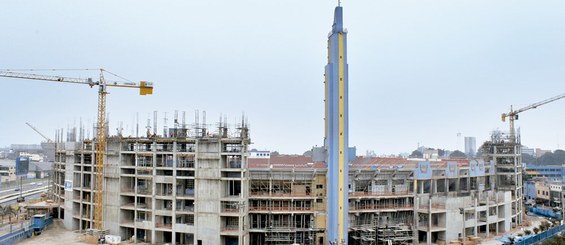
[25,122,53,143]
[0,69,153,230]
[502,92,565,142]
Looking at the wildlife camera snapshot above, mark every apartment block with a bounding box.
[53,123,250,245]
[52,128,519,245]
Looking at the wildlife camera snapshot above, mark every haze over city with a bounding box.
[1,0,564,155]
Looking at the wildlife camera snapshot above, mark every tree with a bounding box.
[437,149,446,158]
[11,206,20,222]
[521,153,536,165]
[6,206,16,223]
[475,147,484,158]
[0,205,5,225]
[533,227,540,234]
[524,229,532,235]
[449,150,467,159]
[409,150,423,158]
[540,221,551,231]
[538,149,565,165]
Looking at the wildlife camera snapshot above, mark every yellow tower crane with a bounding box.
[0,69,153,230]
[502,92,565,142]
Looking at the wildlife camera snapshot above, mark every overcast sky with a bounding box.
[1,1,564,155]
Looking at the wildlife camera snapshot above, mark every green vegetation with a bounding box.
[0,205,19,224]
[449,150,467,159]
[523,149,565,165]
[540,233,565,245]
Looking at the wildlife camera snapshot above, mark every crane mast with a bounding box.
[502,92,565,142]
[94,72,107,230]
[0,69,153,231]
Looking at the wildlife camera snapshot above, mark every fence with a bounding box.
[0,220,32,245]
[515,223,565,245]
[0,217,53,245]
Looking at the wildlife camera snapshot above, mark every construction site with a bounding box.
[1,3,564,245]
[45,124,522,245]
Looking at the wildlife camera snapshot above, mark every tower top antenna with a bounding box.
[338,0,341,7]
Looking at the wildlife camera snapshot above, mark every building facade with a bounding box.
[52,140,518,245]
[53,123,251,245]
[0,165,16,182]
[464,137,476,157]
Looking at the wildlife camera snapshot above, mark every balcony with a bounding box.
[175,223,195,233]
[177,160,195,169]
[176,144,196,153]
[349,191,411,197]
[177,189,195,197]
[120,186,151,195]
[418,203,446,212]
[221,225,240,234]
[155,223,173,230]
[135,220,154,229]
[349,204,413,212]
[176,205,195,213]
[249,206,312,212]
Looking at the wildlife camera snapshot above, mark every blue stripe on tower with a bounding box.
[324,5,348,244]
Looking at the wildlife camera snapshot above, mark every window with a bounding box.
[316,184,323,189]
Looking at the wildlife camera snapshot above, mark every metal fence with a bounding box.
[0,220,32,245]
[515,223,565,245]
[0,217,53,245]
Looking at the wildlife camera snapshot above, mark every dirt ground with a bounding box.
[18,219,91,245]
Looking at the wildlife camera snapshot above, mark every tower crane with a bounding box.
[502,92,565,142]
[0,69,153,230]
[25,122,54,143]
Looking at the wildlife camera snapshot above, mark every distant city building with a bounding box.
[10,144,42,151]
[536,148,552,158]
[525,163,564,181]
[423,148,439,159]
[464,137,476,157]
[525,179,563,207]
[248,149,270,159]
[522,147,535,156]
[0,165,16,182]
[19,152,45,162]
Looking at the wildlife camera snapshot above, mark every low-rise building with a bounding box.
[0,165,16,182]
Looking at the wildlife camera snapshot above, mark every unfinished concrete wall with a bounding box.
[195,139,222,244]
[104,141,121,235]
[63,142,79,230]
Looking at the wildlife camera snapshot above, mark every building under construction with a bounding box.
[50,123,521,245]
[49,4,525,245]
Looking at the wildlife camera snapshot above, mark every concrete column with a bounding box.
[419,180,423,194]
[473,198,477,236]
[445,179,448,194]
[466,177,470,192]
[428,198,432,245]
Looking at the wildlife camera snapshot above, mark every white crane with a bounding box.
[502,92,565,142]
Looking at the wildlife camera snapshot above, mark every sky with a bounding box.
[1,0,564,155]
